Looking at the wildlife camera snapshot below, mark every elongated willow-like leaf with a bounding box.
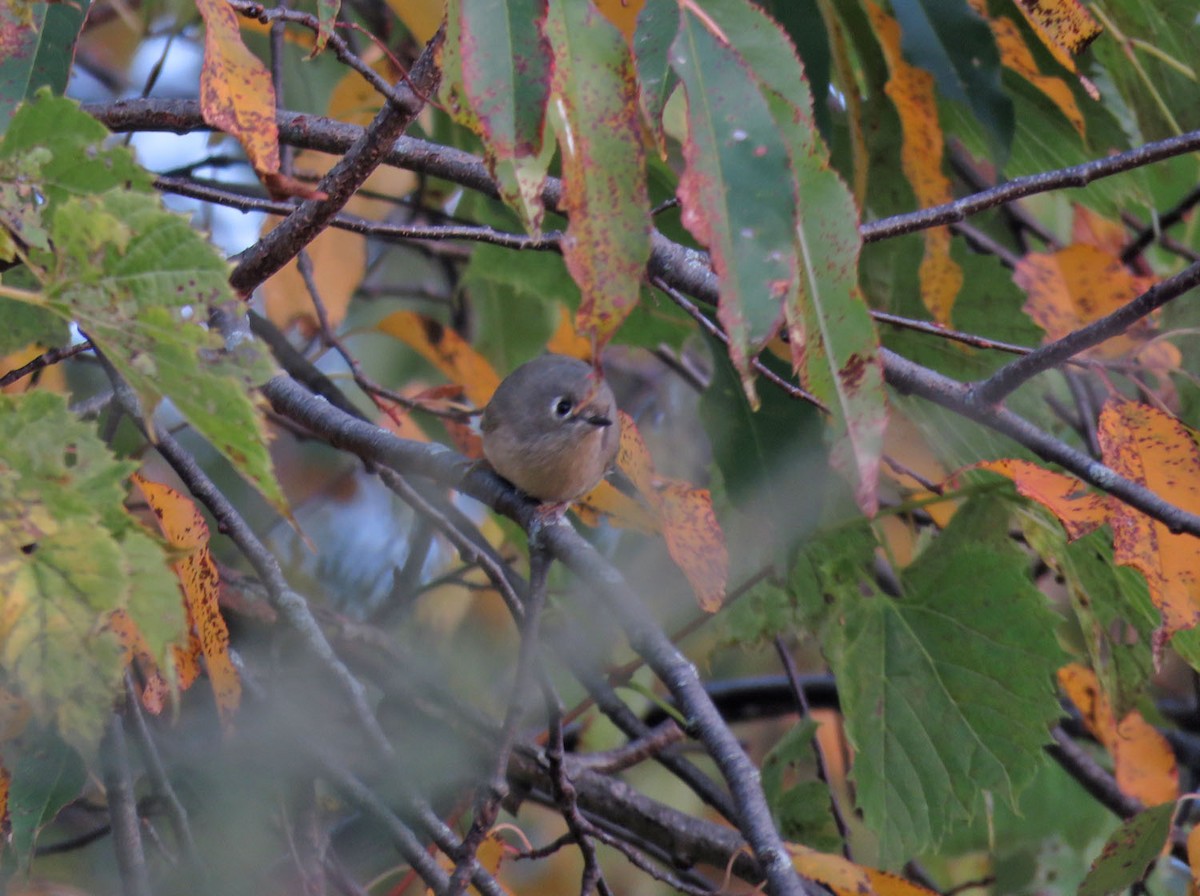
[674,0,886,513]
[545,0,651,345]
[0,0,89,133]
[442,0,553,229]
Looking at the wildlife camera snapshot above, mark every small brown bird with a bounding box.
[480,354,620,509]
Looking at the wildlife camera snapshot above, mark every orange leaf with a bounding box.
[970,458,1109,541]
[544,305,595,361]
[196,0,281,176]
[593,0,644,41]
[1058,663,1179,805]
[106,609,172,715]
[1072,205,1129,257]
[1016,244,1165,361]
[865,0,962,325]
[132,474,241,731]
[574,480,658,533]
[789,843,939,896]
[587,412,729,610]
[655,480,728,612]
[376,311,501,407]
[882,410,958,529]
[977,6,1086,138]
[1099,401,1200,637]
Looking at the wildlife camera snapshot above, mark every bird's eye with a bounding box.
[552,397,574,418]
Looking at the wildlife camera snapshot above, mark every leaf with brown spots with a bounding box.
[132,474,241,732]
[1079,801,1174,896]
[1013,0,1102,61]
[441,0,553,230]
[865,0,962,326]
[1098,401,1200,639]
[545,0,652,347]
[196,0,280,178]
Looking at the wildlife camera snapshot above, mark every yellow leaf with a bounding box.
[196,0,280,177]
[973,5,1086,138]
[593,0,644,40]
[1058,663,1179,805]
[1012,0,1102,62]
[790,843,940,896]
[386,0,445,43]
[376,311,502,407]
[864,1,962,324]
[1016,244,1163,360]
[131,474,241,731]
[544,305,595,361]
[1098,401,1200,637]
[882,410,957,529]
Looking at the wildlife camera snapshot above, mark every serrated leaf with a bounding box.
[830,516,1063,864]
[0,2,89,134]
[0,92,150,200]
[544,0,652,345]
[442,0,552,229]
[1078,802,1174,896]
[0,392,185,750]
[28,189,284,511]
[3,725,84,867]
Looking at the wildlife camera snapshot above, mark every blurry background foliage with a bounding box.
[2,0,1200,894]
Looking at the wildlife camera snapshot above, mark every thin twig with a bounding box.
[102,712,153,896]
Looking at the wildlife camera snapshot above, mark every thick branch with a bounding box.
[227,29,442,293]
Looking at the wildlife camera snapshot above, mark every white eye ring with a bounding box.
[551,396,574,418]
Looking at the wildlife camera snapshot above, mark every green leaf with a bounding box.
[0,91,151,201]
[0,4,90,134]
[544,0,651,344]
[825,502,1064,865]
[632,0,678,134]
[891,0,1012,160]
[33,190,284,510]
[3,724,85,867]
[762,719,842,851]
[0,392,184,750]
[442,0,553,229]
[1077,802,1175,896]
[660,0,797,400]
[693,0,886,513]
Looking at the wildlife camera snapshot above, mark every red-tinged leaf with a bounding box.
[663,0,797,402]
[313,0,339,54]
[0,762,9,843]
[1098,401,1200,637]
[971,458,1109,541]
[1071,205,1129,257]
[864,0,962,325]
[196,0,281,176]
[376,311,501,407]
[442,0,552,230]
[131,474,241,731]
[1058,663,1179,806]
[544,0,652,346]
[697,0,884,514]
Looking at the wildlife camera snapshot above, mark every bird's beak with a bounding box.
[584,413,612,427]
